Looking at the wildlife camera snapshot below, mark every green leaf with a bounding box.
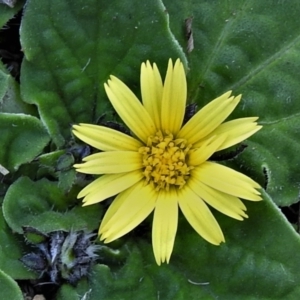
[0,208,35,279]
[36,149,65,178]
[57,283,83,300]
[0,270,23,300]
[0,113,50,172]
[87,253,156,300]
[20,0,186,147]
[3,177,102,234]
[0,61,35,114]
[162,0,300,206]
[0,0,24,28]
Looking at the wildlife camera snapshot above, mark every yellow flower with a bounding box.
[73,59,262,265]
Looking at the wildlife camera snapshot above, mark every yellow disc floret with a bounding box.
[139,131,193,191]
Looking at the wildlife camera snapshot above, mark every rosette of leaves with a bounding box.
[1,0,300,299]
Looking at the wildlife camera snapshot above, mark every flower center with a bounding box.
[139,131,193,191]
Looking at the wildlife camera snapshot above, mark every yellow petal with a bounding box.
[141,61,163,128]
[161,59,187,135]
[98,185,134,234]
[74,151,142,174]
[177,91,240,144]
[152,189,178,265]
[78,170,143,205]
[99,181,156,242]
[72,124,142,151]
[188,135,226,166]
[188,177,248,220]
[178,185,225,244]
[104,76,156,143]
[194,117,262,151]
[193,162,262,201]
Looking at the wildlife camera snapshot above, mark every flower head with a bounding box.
[73,59,262,265]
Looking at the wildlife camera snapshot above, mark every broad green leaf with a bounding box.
[0,209,35,279]
[0,113,50,172]
[3,177,102,234]
[0,270,23,300]
[20,0,186,147]
[163,0,300,206]
[65,191,300,299]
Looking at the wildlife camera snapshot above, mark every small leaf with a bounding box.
[0,113,50,172]
[0,0,23,27]
[56,153,75,172]
[23,226,48,244]
[38,150,65,168]
[58,169,77,194]
[36,150,66,178]
[20,253,47,272]
[3,177,102,234]
[0,61,35,114]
